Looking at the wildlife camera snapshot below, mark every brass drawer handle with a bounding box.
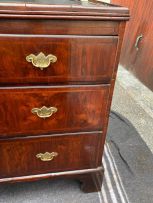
[36,152,58,162]
[135,34,143,51]
[31,106,58,119]
[26,52,57,70]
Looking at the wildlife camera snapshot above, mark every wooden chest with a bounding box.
[0,0,129,193]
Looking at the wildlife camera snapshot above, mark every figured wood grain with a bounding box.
[97,22,127,165]
[0,20,119,35]
[0,35,118,85]
[0,0,129,192]
[0,85,109,138]
[0,132,101,178]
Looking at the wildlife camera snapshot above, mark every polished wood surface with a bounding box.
[0,85,109,137]
[112,0,153,91]
[0,35,118,85]
[0,166,104,193]
[0,0,129,193]
[0,0,129,21]
[0,20,120,36]
[0,132,101,178]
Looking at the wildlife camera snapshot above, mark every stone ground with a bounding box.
[112,66,153,152]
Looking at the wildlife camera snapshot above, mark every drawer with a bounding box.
[0,85,109,138]
[0,35,118,85]
[0,20,119,36]
[0,132,101,179]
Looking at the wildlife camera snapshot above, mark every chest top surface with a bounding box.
[0,0,129,20]
[0,0,123,6]
[0,0,112,5]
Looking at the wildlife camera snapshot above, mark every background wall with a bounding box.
[111,0,153,91]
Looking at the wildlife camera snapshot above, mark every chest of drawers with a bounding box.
[0,0,129,193]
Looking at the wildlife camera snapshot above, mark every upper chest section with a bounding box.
[0,0,129,20]
[0,0,129,86]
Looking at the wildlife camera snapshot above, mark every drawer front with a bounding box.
[0,35,118,84]
[0,85,109,138]
[0,20,119,36]
[0,133,101,178]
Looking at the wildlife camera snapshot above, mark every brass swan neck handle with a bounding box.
[26,52,57,70]
[36,152,58,162]
[31,106,58,119]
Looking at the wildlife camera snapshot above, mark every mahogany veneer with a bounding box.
[0,35,118,84]
[0,85,109,137]
[0,132,101,178]
[0,0,129,193]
